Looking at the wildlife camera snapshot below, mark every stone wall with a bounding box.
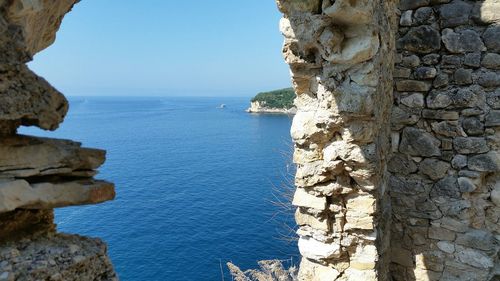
[277,0,397,280]
[390,0,499,280]
[0,0,117,280]
[278,0,499,280]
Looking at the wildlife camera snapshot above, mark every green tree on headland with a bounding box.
[251,88,296,109]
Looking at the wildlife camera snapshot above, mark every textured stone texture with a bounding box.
[278,0,397,279]
[0,1,117,280]
[0,234,117,281]
[0,0,77,132]
[390,0,500,280]
[279,0,500,280]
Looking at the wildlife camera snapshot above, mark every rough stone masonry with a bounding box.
[0,0,117,280]
[278,0,500,280]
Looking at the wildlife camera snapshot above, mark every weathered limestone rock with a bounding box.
[0,135,105,178]
[278,0,396,279]
[0,234,117,281]
[298,258,340,281]
[0,209,54,242]
[0,0,78,132]
[0,65,68,131]
[298,237,341,260]
[0,179,115,212]
[292,188,327,210]
[473,0,500,24]
[0,1,117,279]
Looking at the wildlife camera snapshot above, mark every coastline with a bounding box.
[246,101,296,115]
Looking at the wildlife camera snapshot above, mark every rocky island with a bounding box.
[247,88,297,114]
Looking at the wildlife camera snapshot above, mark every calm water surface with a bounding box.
[21,96,299,281]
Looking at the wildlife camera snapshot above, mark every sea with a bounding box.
[20,96,300,281]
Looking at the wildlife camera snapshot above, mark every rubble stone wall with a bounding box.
[390,0,500,280]
[277,0,397,280]
[279,0,499,280]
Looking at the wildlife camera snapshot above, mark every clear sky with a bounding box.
[28,0,291,97]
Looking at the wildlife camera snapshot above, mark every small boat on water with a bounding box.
[218,104,226,109]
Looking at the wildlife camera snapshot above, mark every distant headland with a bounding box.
[246,88,297,114]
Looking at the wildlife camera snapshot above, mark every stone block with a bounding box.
[439,1,472,27]
[472,0,500,24]
[349,244,378,270]
[292,188,327,210]
[453,137,489,154]
[388,154,418,175]
[414,67,437,80]
[430,176,460,199]
[442,29,486,54]
[422,109,459,120]
[456,246,494,269]
[397,26,441,54]
[456,230,494,251]
[295,208,329,231]
[428,226,456,241]
[468,151,500,172]
[400,127,441,157]
[0,179,115,212]
[344,194,376,230]
[485,110,500,127]
[419,158,450,180]
[298,236,341,260]
[482,53,500,70]
[298,258,340,281]
[482,25,500,52]
[431,121,466,137]
[453,68,472,85]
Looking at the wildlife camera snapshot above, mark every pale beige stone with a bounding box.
[325,32,380,65]
[298,236,341,260]
[349,244,378,270]
[0,135,105,178]
[0,179,115,212]
[340,268,377,281]
[295,208,329,232]
[478,0,500,24]
[6,0,78,55]
[324,0,374,25]
[292,188,327,210]
[298,258,340,281]
[344,194,376,230]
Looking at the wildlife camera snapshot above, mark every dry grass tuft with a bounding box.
[227,260,298,281]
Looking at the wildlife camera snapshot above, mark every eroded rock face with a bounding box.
[0,234,117,281]
[0,0,76,133]
[0,0,117,279]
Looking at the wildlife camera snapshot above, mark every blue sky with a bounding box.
[28,1,291,97]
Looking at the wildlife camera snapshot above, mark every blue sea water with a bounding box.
[20,96,299,281]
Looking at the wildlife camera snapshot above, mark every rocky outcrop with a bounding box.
[278,0,499,280]
[0,234,117,281]
[247,101,297,114]
[0,0,116,280]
